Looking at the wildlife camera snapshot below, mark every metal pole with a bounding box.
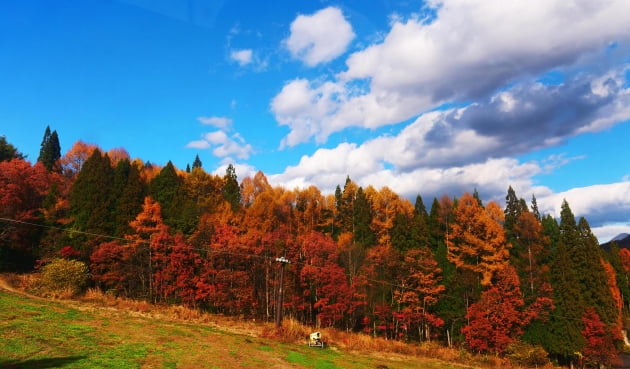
[275,256,290,328]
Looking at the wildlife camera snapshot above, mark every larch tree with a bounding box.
[294,185,325,234]
[512,211,551,300]
[59,140,98,178]
[447,193,510,286]
[368,186,413,246]
[395,246,445,341]
[125,196,165,298]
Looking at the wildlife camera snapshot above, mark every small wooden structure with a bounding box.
[308,332,324,348]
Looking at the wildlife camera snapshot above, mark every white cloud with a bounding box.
[212,162,257,179]
[537,182,630,223]
[284,7,355,66]
[185,140,210,149]
[271,78,345,147]
[188,117,253,160]
[592,223,630,244]
[268,131,630,243]
[198,116,233,129]
[230,49,253,66]
[198,131,253,159]
[269,128,544,203]
[273,0,630,146]
[204,131,229,145]
[537,181,630,242]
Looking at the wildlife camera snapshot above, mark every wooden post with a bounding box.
[275,256,290,328]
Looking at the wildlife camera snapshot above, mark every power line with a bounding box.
[0,216,589,324]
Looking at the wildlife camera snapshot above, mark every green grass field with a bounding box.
[0,289,471,369]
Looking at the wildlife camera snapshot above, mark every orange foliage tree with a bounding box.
[0,159,59,269]
[447,193,510,286]
[394,246,445,341]
[59,141,98,178]
[462,265,526,353]
[581,307,619,368]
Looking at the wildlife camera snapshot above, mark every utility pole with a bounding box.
[275,256,291,328]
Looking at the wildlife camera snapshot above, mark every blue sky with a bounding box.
[2,0,630,242]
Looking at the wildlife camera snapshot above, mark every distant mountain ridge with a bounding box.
[600,233,630,250]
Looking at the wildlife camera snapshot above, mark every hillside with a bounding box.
[600,233,630,251]
[0,281,480,369]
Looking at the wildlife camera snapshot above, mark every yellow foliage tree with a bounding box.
[446,193,510,286]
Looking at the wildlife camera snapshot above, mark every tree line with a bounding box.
[1,128,627,367]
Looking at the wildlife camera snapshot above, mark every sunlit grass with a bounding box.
[1,276,547,369]
[2,288,459,368]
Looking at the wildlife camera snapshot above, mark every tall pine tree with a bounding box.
[148,161,182,228]
[222,164,241,212]
[37,126,61,172]
[192,154,202,169]
[69,149,114,256]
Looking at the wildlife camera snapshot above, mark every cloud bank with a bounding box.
[267,0,630,242]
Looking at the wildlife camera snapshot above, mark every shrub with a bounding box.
[40,258,89,297]
[505,341,549,367]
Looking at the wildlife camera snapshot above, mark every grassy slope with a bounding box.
[0,289,471,369]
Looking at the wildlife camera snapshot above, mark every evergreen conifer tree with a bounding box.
[0,136,24,161]
[113,159,146,236]
[353,187,375,247]
[547,239,585,363]
[149,161,182,226]
[192,154,202,169]
[414,194,428,219]
[37,126,61,172]
[576,217,619,327]
[69,149,115,255]
[221,163,241,212]
[530,194,541,220]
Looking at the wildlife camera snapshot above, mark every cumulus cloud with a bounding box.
[538,182,630,226]
[199,131,253,159]
[230,49,253,66]
[187,117,253,160]
[272,0,630,146]
[536,181,630,241]
[284,7,355,66]
[271,79,345,147]
[268,132,630,243]
[269,136,545,204]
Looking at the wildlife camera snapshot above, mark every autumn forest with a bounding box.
[0,128,627,367]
